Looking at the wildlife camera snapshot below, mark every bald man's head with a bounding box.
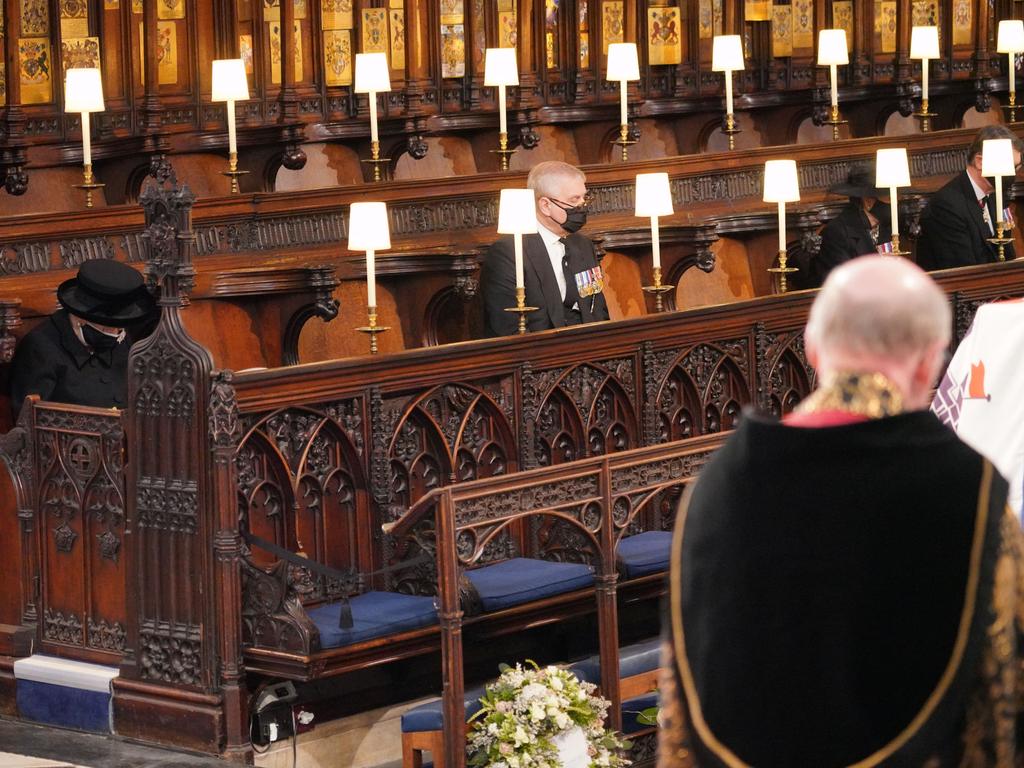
[805,257,951,408]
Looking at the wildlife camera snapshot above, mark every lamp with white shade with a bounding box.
[65,68,106,208]
[485,48,520,170]
[998,20,1024,122]
[349,201,393,353]
[817,29,849,141]
[606,43,640,161]
[211,58,250,194]
[497,188,539,333]
[354,53,392,182]
[875,148,911,256]
[635,172,675,312]
[981,138,1017,260]
[910,26,940,131]
[712,35,744,149]
[763,159,800,292]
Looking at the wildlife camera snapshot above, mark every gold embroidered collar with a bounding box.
[795,371,904,419]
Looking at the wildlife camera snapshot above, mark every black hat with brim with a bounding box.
[829,164,887,199]
[57,259,155,326]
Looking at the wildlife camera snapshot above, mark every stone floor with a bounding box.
[0,719,233,768]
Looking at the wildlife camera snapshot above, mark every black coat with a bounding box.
[8,310,130,419]
[811,201,892,287]
[916,170,1016,271]
[480,231,610,337]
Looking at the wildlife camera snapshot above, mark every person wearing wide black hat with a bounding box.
[810,163,893,286]
[8,259,155,419]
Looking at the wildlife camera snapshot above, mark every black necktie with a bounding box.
[559,237,580,309]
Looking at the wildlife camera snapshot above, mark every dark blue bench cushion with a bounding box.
[401,685,487,733]
[465,558,595,612]
[572,636,662,684]
[617,531,672,577]
[307,591,438,649]
[622,692,659,734]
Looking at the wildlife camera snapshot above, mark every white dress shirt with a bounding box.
[968,172,994,235]
[537,219,568,301]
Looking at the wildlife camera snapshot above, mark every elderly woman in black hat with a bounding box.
[811,163,894,286]
[8,259,155,419]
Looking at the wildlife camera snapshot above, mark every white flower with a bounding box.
[514,725,530,746]
[549,675,564,691]
[488,722,500,735]
[508,756,520,768]
[554,711,570,730]
[530,702,545,721]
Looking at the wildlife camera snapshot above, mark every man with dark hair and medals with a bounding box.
[658,257,1024,767]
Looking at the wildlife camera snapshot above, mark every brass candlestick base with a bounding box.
[913,98,937,133]
[612,123,637,162]
[355,306,391,354]
[490,131,517,171]
[722,113,742,151]
[1003,92,1019,123]
[987,222,1015,262]
[504,287,539,335]
[886,233,911,258]
[361,140,389,183]
[823,104,848,141]
[220,152,249,195]
[72,164,105,209]
[767,248,798,294]
[642,266,675,313]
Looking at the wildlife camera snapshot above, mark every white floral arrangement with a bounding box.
[467,661,631,768]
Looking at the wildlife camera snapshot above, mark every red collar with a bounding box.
[783,410,871,428]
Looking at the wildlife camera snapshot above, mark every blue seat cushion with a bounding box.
[307,591,438,649]
[572,636,662,684]
[621,691,659,734]
[465,558,595,612]
[617,531,672,577]
[401,685,487,733]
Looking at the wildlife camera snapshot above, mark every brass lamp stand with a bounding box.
[1004,92,1019,123]
[913,98,937,133]
[988,223,1015,261]
[355,306,390,354]
[361,141,389,183]
[221,151,249,194]
[491,132,517,171]
[823,104,848,141]
[73,164,105,209]
[504,287,538,335]
[722,113,742,151]
[612,124,637,162]
[642,267,674,312]
[767,249,798,294]
[888,233,911,258]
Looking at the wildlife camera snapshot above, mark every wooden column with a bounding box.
[209,373,250,761]
[516,0,542,108]
[1,0,29,195]
[141,0,171,175]
[279,0,298,122]
[596,459,622,732]
[213,0,239,59]
[404,0,435,114]
[438,493,467,768]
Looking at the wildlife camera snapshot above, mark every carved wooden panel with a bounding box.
[35,405,126,661]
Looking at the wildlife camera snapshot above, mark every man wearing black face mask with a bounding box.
[917,124,1023,271]
[481,160,610,336]
[8,259,155,420]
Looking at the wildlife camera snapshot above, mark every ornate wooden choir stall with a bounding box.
[0,0,1023,765]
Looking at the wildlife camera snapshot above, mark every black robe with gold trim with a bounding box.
[658,411,1024,767]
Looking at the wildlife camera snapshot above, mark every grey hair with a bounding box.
[527,161,586,200]
[805,257,951,361]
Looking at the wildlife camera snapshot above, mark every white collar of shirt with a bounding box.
[537,219,568,302]
[968,171,988,204]
[967,172,994,234]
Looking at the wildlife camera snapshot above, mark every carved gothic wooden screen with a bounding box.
[34,403,127,663]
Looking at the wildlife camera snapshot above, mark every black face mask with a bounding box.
[550,199,588,234]
[82,323,122,351]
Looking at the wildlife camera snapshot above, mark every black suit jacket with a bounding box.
[8,309,130,420]
[811,201,892,287]
[480,231,610,337]
[916,170,1016,271]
